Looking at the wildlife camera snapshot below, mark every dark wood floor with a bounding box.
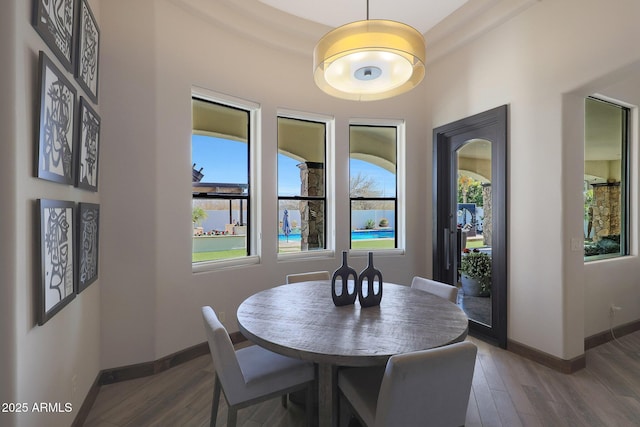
[83,332,640,426]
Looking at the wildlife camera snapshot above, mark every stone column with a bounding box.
[298,162,324,250]
[591,181,620,242]
[482,183,492,247]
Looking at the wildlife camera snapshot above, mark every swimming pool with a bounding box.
[278,229,395,242]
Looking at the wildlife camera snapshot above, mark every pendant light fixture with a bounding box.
[313,0,426,101]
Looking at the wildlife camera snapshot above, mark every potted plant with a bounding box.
[459,250,491,297]
[364,219,376,229]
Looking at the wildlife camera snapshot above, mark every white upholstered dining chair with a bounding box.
[201,306,315,427]
[338,341,477,427]
[411,276,458,303]
[286,270,330,284]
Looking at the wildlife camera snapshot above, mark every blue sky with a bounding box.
[192,135,248,185]
[192,135,396,196]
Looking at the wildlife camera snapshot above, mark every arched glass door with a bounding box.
[433,106,507,348]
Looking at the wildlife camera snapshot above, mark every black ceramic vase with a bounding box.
[357,252,383,308]
[331,251,358,306]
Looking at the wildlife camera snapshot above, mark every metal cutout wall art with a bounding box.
[36,51,77,185]
[75,0,100,103]
[38,199,76,325]
[75,97,100,191]
[32,0,77,72]
[77,203,99,293]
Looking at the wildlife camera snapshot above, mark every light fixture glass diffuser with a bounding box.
[314,19,426,101]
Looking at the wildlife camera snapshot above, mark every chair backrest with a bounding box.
[411,276,458,303]
[375,341,477,427]
[201,306,246,401]
[286,270,330,284]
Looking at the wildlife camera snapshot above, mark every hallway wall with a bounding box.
[3,1,103,426]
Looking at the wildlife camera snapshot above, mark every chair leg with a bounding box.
[210,375,222,427]
[227,406,238,427]
[281,394,288,408]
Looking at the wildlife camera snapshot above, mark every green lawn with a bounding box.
[466,239,485,249]
[194,237,484,262]
[193,238,396,262]
[351,239,395,250]
[192,249,247,263]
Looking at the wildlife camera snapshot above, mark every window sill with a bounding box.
[349,248,405,257]
[584,253,628,263]
[192,255,260,274]
[278,249,335,262]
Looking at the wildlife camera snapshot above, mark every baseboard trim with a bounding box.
[99,341,209,385]
[507,339,586,374]
[72,331,247,426]
[496,320,640,374]
[70,374,101,427]
[584,319,640,350]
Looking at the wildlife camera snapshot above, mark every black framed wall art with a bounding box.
[75,0,100,103]
[32,0,77,72]
[37,51,77,185]
[38,199,76,325]
[75,97,100,191]
[77,203,99,293]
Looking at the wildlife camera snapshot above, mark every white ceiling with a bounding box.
[258,0,469,34]
[176,0,539,63]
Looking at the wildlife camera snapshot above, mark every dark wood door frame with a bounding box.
[433,105,508,348]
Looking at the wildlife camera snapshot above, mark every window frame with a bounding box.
[349,118,405,256]
[584,95,630,262]
[191,87,261,272]
[277,109,335,261]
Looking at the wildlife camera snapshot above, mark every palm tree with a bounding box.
[192,206,208,227]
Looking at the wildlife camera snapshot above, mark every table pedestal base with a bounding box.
[318,363,338,427]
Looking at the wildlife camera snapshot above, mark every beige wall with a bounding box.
[99,0,640,366]
[4,1,640,425]
[0,1,17,425]
[427,1,566,357]
[99,0,429,367]
[99,0,159,373]
[579,72,640,337]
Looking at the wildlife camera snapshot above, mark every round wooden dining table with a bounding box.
[236,280,469,427]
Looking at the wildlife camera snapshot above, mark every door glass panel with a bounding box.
[457,139,492,327]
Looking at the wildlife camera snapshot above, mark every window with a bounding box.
[349,123,399,250]
[584,97,629,260]
[277,116,327,254]
[191,92,256,265]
